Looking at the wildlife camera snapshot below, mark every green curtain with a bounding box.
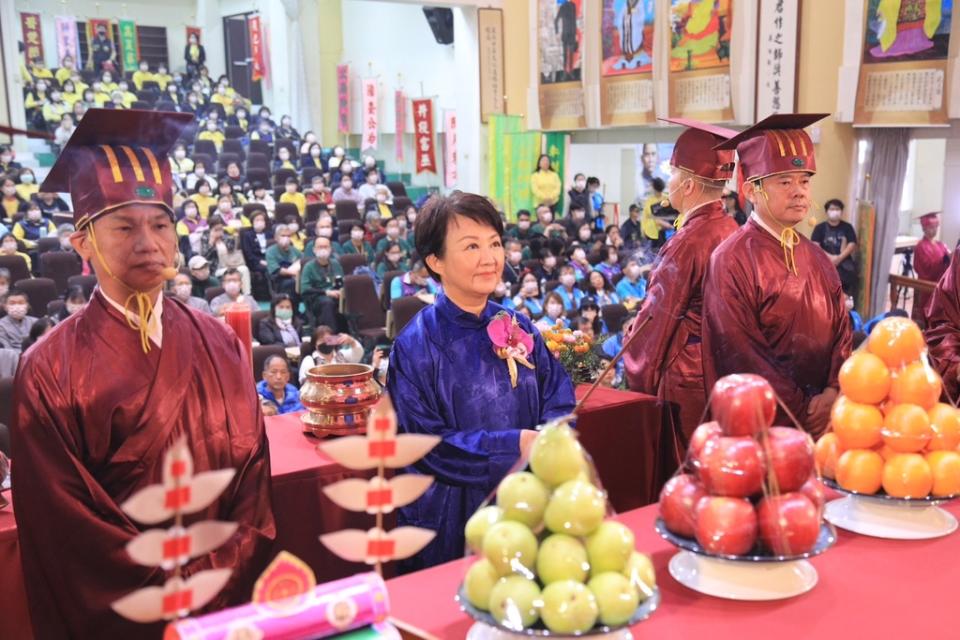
[118,20,139,72]
[488,114,522,217]
[504,130,542,218]
[543,132,567,215]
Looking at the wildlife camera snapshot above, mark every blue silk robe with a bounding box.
[387,294,575,571]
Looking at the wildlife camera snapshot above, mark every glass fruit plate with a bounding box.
[654,517,836,563]
[456,584,660,637]
[822,478,960,505]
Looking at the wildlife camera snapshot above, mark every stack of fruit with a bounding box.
[659,374,826,557]
[814,317,960,499]
[461,422,657,634]
[540,324,600,384]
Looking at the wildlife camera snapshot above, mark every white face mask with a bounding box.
[318,227,333,238]
[627,265,641,279]
[827,209,842,221]
[6,304,27,320]
[60,238,73,250]
[376,194,388,203]
[316,249,331,260]
[573,251,586,262]
[253,221,266,232]
[575,180,586,190]
[66,303,83,314]
[510,251,522,264]
[175,284,192,299]
[387,228,399,238]
[544,257,557,269]
[494,284,507,297]
[518,221,530,231]
[341,181,353,191]
[351,230,364,241]
[175,150,186,159]
[546,302,563,317]
[311,148,321,157]
[2,243,17,253]
[560,274,576,288]
[579,230,591,241]
[277,236,291,248]
[522,281,537,294]
[27,210,42,222]
[224,281,241,296]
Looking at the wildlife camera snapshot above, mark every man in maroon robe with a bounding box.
[623,118,739,466]
[925,247,960,402]
[912,212,951,325]
[11,110,275,639]
[702,114,853,436]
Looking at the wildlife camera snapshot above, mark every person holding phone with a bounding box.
[298,325,364,383]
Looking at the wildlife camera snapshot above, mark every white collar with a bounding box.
[750,212,790,240]
[99,287,164,348]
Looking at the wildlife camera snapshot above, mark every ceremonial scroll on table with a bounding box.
[667,0,735,122]
[538,0,587,130]
[600,0,657,126]
[854,0,957,126]
[478,8,506,123]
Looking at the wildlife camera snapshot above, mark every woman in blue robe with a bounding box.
[388,192,575,572]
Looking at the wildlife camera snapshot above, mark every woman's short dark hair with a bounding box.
[65,285,87,304]
[824,198,845,211]
[414,191,504,282]
[269,293,293,317]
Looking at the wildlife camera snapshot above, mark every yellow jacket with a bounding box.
[198,130,225,152]
[530,170,562,207]
[132,70,154,91]
[55,67,73,86]
[190,193,218,219]
[279,192,306,216]
[641,195,661,240]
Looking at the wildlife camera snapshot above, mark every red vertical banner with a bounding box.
[248,15,266,82]
[21,13,44,63]
[395,91,406,163]
[412,98,436,175]
[337,65,350,135]
[361,79,379,151]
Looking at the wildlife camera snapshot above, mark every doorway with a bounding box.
[222,13,263,105]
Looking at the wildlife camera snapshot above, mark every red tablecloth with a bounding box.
[0,387,663,638]
[386,500,960,639]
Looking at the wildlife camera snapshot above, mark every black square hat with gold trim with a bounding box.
[713,113,829,183]
[40,109,194,230]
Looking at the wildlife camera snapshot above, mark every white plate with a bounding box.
[824,496,959,540]
[668,551,818,601]
[466,623,633,640]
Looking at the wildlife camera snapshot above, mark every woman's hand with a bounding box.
[520,429,538,459]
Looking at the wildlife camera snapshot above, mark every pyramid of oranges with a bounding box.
[815,317,960,499]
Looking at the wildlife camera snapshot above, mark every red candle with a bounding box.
[224,303,253,365]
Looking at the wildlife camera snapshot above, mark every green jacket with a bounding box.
[266,244,303,276]
[301,258,344,294]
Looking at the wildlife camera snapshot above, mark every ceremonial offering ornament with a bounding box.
[457,418,660,638]
[318,394,440,575]
[164,554,398,639]
[300,363,383,437]
[656,373,837,601]
[815,317,960,539]
[112,437,237,623]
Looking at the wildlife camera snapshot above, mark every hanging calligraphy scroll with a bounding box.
[21,13,44,64]
[538,0,587,130]
[853,0,956,126]
[412,98,437,174]
[337,65,350,134]
[667,0,736,122]
[756,0,800,119]
[362,79,379,151]
[479,8,506,123]
[600,0,657,126]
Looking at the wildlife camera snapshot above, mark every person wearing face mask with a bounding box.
[502,239,525,285]
[13,202,56,250]
[616,257,648,304]
[1,177,26,219]
[154,64,172,91]
[376,218,413,256]
[811,198,860,300]
[506,209,538,243]
[279,177,306,216]
[229,107,250,131]
[176,201,208,255]
[568,246,591,281]
[299,325,364,383]
[250,119,275,144]
[170,272,211,314]
[552,264,585,312]
[258,294,303,346]
[241,210,271,277]
[56,223,79,253]
[300,132,319,157]
[184,31,206,78]
[56,285,90,321]
[212,194,246,232]
[303,142,325,171]
[0,290,37,351]
[300,235,344,329]
[563,204,592,239]
[210,267,258,316]
[312,216,341,251]
[567,172,591,215]
[535,248,560,284]
[168,143,195,190]
[55,55,77,86]
[376,241,410,278]
[273,146,297,173]
[358,167,382,201]
[24,81,50,128]
[186,161,217,195]
[266,224,303,303]
[332,172,365,207]
[373,185,395,220]
[512,271,544,316]
[0,268,10,306]
[341,223,376,264]
[210,83,235,116]
[536,291,570,331]
[42,90,71,126]
[181,91,202,116]
[16,169,39,202]
[199,118,226,153]
[702,114,852,439]
[36,191,71,216]
[306,175,332,206]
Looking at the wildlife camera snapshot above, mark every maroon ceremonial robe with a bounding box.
[624,200,738,461]
[702,219,852,432]
[925,247,960,402]
[11,291,275,639]
[913,237,950,324]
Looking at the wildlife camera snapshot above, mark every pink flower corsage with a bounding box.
[487,311,535,388]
